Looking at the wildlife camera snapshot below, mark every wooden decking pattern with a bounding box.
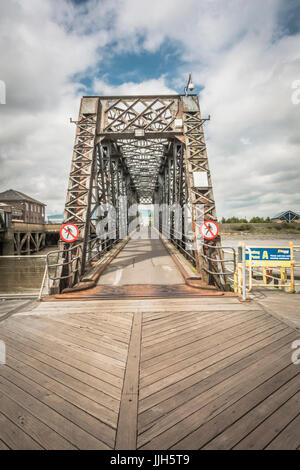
[0,301,133,449]
[138,300,300,450]
[0,297,299,450]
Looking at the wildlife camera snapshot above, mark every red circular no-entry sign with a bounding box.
[200,220,219,240]
[60,223,79,243]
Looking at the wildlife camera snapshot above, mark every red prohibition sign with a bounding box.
[200,220,219,240]
[60,223,79,243]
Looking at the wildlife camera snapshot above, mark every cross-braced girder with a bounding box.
[117,138,168,202]
[52,94,228,293]
[104,96,178,134]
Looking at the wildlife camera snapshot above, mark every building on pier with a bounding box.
[0,189,46,224]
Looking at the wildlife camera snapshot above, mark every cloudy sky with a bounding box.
[0,0,299,218]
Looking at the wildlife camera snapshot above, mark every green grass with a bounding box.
[221,222,300,234]
[235,224,253,231]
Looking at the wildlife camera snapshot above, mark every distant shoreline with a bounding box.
[221,232,300,239]
[219,222,300,238]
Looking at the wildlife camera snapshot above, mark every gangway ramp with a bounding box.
[51,234,226,300]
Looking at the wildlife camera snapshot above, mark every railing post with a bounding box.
[242,243,247,301]
[238,242,247,301]
[262,267,267,285]
[290,241,295,293]
[38,263,48,300]
[233,251,238,293]
[280,267,286,291]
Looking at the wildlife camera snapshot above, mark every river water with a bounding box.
[0,246,57,296]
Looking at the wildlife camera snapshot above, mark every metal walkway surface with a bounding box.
[0,297,299,450]
[52,234,225,300]
[97,237,183,286]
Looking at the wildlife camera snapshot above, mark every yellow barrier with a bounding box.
[234,242,298,297]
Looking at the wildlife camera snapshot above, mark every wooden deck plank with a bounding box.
[0,373,108,449]
[140,328,291,400]
[140,313,274,371]
[0,390,76,450]
[141,312,264,347]
[2,321,126,383]
[142,307,263,332]
[0,331,121,400]
[0,324,123,389]
[141,316,278,380]
[115,313,142,450]
[235,391,300,450]
[140,322,285,392]
[0,301,134,449]
[138,347,294,449]
[6,346,120,413]
[7,318,127,371]
[140,316,278,378]
[0,361,116,448]
[201,369,300,450]
[139,328,293,419]
[38,316,130,351]
[0,412,42,450]
[58,314,133,338]
[141,311,268,361]
[265,412,300,450]
[142,308,262,336]
[0,439,10,450]
[1,296,299,450]
[18,317,129,361]
[142,309,235,334]
[136,296,300,450]
[138,332,295,436]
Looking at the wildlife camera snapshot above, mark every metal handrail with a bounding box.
[161,229,195,261]
[46,241,83,281]
[38,264,48,300]
[201,244,236,277]
[46,235,120,283]
[162,229,237,281]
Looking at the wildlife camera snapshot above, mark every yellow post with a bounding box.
[289,241,295,293]
[238,265,242,294]
[280,267,286,291]
[233,252,238,293]
[262,266,267,285]
[237,242,243,295]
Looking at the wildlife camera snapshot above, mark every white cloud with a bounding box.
[0,0,104,213]
[199,32,300,217]
[93,77,175,95]
[102,0,300,217]
[1,0,300,219]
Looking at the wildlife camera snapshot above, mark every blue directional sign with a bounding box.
[245,247,291,266]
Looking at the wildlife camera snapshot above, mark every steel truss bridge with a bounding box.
[52,94,229,293]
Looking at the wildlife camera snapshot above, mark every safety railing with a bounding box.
[161,226,196,264]
[46,242,83,282]
[46,235,119,291]
[293,245,300,289]
[162,226,237,290]
[201,243,236,289]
